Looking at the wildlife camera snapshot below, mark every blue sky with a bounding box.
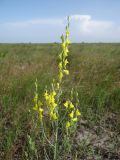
[0,0,120,42]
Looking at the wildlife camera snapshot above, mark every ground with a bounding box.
[0,43,120,159]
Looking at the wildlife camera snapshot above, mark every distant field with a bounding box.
[0,43,120,159]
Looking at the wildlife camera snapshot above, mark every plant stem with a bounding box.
[54,121,58,160]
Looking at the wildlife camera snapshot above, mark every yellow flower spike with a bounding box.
[64,100,69,108]
[69,102,74,109]
[58,18,70,82]
[63,70,69,75]
[69,111,74,119]
[76,109,81,117]
[66,121,71,128]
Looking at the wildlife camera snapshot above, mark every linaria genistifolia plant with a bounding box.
[32,17,81,160]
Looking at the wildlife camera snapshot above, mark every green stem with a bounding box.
[41,121,54,147]
[54,121,58,160]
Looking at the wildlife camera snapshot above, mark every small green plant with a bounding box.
[27,134,38,159]
[33,17,81,159]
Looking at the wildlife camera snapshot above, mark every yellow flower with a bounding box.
[66,121,71,128]
[72,118,78,122]
[52,91,56,96]
[66,30,70,36]
[53,113,58,120]
[62,42,66,48]
[63,69,69,75]
[33,104,38,111]
[59,71,63,81]
[64,100,69,108]
[38,108,43,113]
[64,59,69,66]
[50,112,57,120]
[69,111,74,118]
[38,101,42,107]
[50,96,55,104]
[58,62,62,69]
[50,111,53,118]
[38,108,44,121]
[76,109,81,117]
[66,39,71,44]
[44,91,49,100]
[53,102,57,109]
[64,47,69,54]
[69,102,74,109]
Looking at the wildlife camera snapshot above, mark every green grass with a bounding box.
[0,43,120,159]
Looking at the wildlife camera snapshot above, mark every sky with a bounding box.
[0,0,120,43]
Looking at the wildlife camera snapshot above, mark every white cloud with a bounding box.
[0,18,65,42]
[70,14,119,42]
[5,18,64,28]
[71,15,91,21]
[0,15,120,42]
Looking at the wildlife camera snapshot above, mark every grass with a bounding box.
[0,43,120,159]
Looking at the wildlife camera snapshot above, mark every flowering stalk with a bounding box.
[58,17,71,83]
[33,16,81,159]
[33,79,43,122]
[64,100,81,131]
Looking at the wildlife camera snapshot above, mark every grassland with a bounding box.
[0,43,120,159]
